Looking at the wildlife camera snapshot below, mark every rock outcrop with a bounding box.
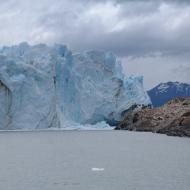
[115,98,190,137]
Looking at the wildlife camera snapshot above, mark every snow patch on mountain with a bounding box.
[157,83,169,93]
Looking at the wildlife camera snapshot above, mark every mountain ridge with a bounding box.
[148,81,190,107]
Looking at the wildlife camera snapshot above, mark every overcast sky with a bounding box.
[0,0,190,89]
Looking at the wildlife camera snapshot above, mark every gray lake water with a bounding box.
[0,130,190,190]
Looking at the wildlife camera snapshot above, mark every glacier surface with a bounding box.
[0,43,150,129]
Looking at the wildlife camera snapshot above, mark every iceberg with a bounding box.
[0,43,150,129]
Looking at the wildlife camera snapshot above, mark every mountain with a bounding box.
[148,82,190,107]
[0,42,150,129]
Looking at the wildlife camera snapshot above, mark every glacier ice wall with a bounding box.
[0,43,150,129]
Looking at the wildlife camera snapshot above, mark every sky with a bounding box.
[0,0,190,89]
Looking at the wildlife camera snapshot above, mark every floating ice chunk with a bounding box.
[91,168,105,171]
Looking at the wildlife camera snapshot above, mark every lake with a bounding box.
[0,130,189,190]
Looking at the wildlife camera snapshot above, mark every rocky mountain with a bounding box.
[148,82,190,107]
[116,97,190,137]
[0,42,150,129]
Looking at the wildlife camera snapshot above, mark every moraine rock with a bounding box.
[115,97,190,137]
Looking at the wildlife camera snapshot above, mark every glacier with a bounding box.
[0,43,150,129]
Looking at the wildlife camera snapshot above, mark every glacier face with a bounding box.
[0,43,150,129]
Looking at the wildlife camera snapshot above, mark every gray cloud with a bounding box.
[0,0,190,56]
[35,0,190,57]
[122,52,190,89]
[0,0,189,88]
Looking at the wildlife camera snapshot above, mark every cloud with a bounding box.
[40,0,190,57]
[122,52,190,89]
[0,0,190,56]
[0,0,189,87]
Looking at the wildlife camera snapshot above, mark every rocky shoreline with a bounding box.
[115,98,190,137]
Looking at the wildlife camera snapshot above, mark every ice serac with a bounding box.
[60,51,150,125]
[0,43,60,129]
[0,43,150,129]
